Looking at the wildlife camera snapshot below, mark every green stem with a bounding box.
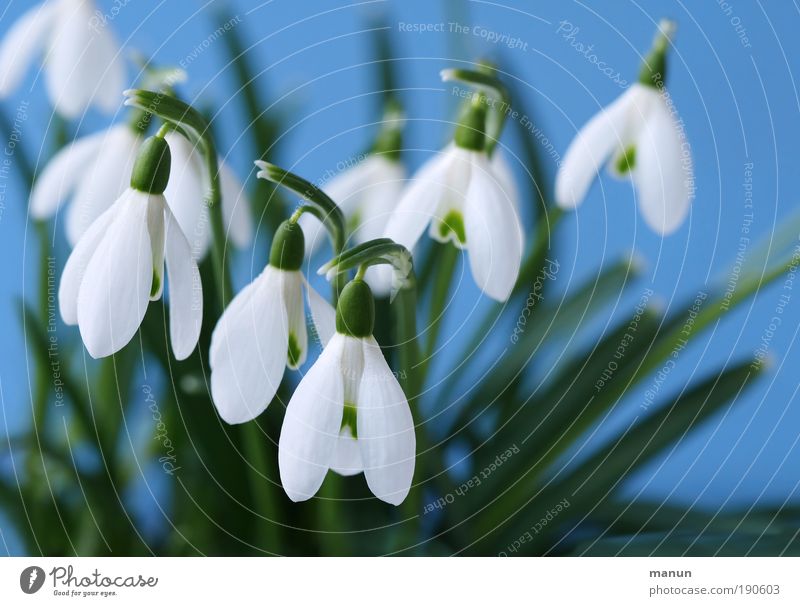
[241,422,283,553]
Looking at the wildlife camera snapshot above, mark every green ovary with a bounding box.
[150,269,161,298]
[287,332,302,368]
[437,210,466,245]
[341,402,358,438]
[615,145,637,175]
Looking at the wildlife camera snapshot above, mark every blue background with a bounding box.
[1,0,799,552]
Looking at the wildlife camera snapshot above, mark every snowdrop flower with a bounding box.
[279,279,415,505]
[384,100,524,301]
[210,220,336,424]
[0,0,125,118]
[59,135,202,359]
[30,125,253,253]
[555,19,692,235]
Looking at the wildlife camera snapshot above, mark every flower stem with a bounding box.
[241,422,283,553]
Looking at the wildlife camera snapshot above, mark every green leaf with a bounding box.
[488,359,763,554]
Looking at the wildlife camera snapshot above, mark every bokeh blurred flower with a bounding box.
[300,110,405,296]
[30,124,253,254]
[0,0,125,118]
[210,220,335,425]
[163,131,252,257]
[555,19,692,235]
[384,100,523,302]
[279,279,415,505]
[59,136,202,359]
[299,113,405,256]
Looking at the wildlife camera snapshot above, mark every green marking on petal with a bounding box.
[438,210,466,245]
[150,269,161,298]
[615,145,637,175]
[341,402,358,438]
[287,332,302,368]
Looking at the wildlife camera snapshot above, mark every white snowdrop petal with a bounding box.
[67,125,140,246]
[0,2,58,97]
[303,276,335,347]
[81,10,125,114]
[58,193,125,325]
[209,267,289,424]
[383,146,456,251]
[427,147,472,247]
[357,336,415,506]
[163,132,209,258]
[219,160,253,248]
[30,129,106,220]
[45,0,122,118]
[209,269,264,365]
[76,190,152,358]
[633,96,692,235]
[283,271,308,369]
[555,86,640,209]
[164,204,203,360]
[464,155,524,302]
[279,334,346,502]
[490,150,524,251]
[330,426,363,477]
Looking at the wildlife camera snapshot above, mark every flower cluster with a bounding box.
[8,3,692,507]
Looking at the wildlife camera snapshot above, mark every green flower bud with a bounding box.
[130,135,171,194]
[454,100,488,151]
[371,126,403,162]
[335,279,375,338]
[269,220,305,271]
[639,20,675,89]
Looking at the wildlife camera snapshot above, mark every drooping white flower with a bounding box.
[30,125,253,253]
[0,0,125,118]
[299,154,405,255]
[58,136,202,359]
[383,114,524,302]
[209,220,335,425]
[278,279,415,505]
[555,19,692,235]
